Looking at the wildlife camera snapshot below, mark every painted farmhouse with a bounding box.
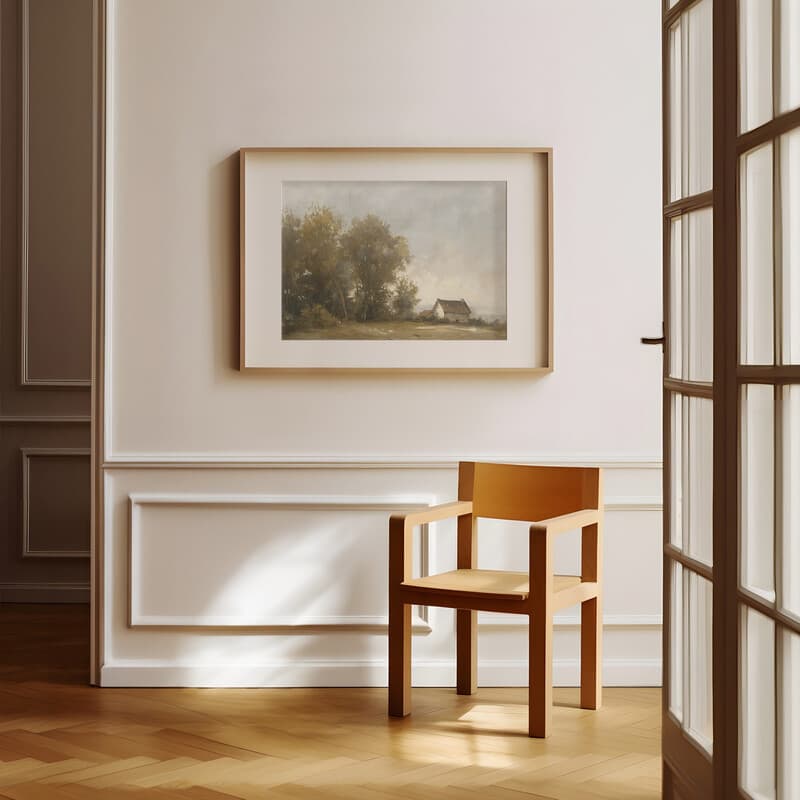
[432,298,471,323]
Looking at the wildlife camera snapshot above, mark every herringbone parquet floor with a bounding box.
[0,605,661,799]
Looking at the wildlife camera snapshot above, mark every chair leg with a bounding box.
[528,609,552,737]
[388,599,411,717]
[580,596,602,710]
[456,609,477,695]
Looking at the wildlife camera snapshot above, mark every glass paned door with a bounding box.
[662,0,715,796]
[737,0,800,795]
[663,1,800,797]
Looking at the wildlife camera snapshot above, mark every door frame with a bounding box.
[89,0,107,687]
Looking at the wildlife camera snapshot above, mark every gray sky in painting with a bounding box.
[282,181,507,319]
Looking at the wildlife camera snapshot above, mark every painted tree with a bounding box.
[282,206,420,329]
[392,274,419,320]
[281,210,306,324]
[282,206,350,325]
[341,214,412,322]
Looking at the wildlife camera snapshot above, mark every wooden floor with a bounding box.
[0,605,661,799]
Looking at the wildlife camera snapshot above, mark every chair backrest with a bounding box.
[457,461,602,522]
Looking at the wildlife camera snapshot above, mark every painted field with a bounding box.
[284,320,507,341]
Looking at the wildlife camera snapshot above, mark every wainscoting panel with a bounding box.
[0,427,90,600]
[102,462,662,687]
[23,448,91,557]
[128,493,432,630]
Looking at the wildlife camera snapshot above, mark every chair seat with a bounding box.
[401,569,582,601]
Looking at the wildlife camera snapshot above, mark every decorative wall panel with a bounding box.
[0,0,92,602]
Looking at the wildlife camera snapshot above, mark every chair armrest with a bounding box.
[390,501,473,533]
[528,509,604,594]
[389,501,473,585]
[529,508,601,538]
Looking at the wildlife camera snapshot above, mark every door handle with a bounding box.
[641,322,665,348]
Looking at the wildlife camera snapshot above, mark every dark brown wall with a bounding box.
[0,0,93,602]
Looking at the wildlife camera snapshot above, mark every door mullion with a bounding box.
[712,0,738,795]
[738,589,800,637]
[666,544,714,582]
[665,190,715,217]
[665,378,714,397]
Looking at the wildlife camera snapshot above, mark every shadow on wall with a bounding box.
[137,507,421,686]
[208,153,240,373]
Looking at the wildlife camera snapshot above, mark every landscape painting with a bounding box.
[281,181,507,340]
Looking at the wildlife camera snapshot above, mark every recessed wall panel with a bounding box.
[23,450,90,557]
[128,496,432,627]
[22,0,93,384]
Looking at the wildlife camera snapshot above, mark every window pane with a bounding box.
[741,144,775,365]
[783,385,800,619]
[671,395,713,565]
[687,398,713,565]
[779,628,800,800]
[782,129,800,364]
[669,561,684,722]
[740,0,774,132]
[669,209,713,381]
[686,572,712,752]
[670,218,683,379]
[668,2,712,202]
[686,0,712,196]
[669,21,683,202]
[740,606,776,800]
[671,393,684,550]
[688,209,713,381]
[742,384,776,602]
[778,0,800,115]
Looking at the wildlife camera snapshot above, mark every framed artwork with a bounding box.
[239,148,552,372]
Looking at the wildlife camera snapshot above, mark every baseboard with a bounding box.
[101,658,662,688]
[0,582,90,603]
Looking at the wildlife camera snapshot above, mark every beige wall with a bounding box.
[100,0,664,687]
[0,0,93,602]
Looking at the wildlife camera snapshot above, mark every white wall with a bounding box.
[101,0,663,687]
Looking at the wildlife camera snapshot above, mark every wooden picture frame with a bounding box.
[239,147,553,373]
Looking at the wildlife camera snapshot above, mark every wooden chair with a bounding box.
[388,461,603,738]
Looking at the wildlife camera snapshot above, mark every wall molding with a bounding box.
[21,447,91,558]
[104,455,663,470]
[19,0,91,388]
[128,493,435,631]
[0,582,89,603]
[126,615,432,632]
[100,657,662,688]
[604,496,662,511]
[125,490,659,632]
[129,492,438,510]
[0,415,91,424]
